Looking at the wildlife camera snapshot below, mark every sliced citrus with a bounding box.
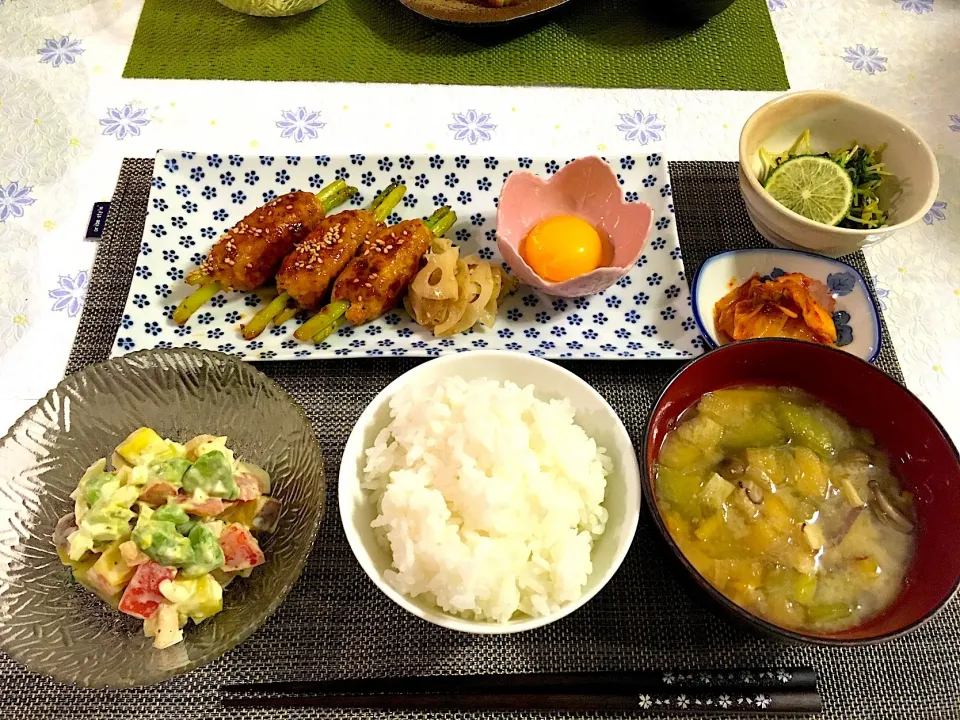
[763,155,854,227]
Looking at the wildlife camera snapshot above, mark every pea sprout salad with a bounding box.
[53,428,281,649]
[759,130,893,229]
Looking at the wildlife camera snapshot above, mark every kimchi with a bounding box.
[714,272,837,345]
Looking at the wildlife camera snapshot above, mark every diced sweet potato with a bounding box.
[694,513,724,541]
[743,520,779,554]
[793,446,828,498]
[116,428,167,466]
[87,541,135,597]
[762,494,793,533]
[119,540,150,567]
[745,448,785,488]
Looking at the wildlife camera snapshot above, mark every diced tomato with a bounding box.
[118,561,177,620]
[234,473,263,502]
[175,494,228,517]
[219,523,265,572]
[139,481,179,506]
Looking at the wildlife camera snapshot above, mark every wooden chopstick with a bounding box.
[222,689,823,714]
[222,666,818,696]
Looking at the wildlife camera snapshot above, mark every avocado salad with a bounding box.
[53,428,280,649]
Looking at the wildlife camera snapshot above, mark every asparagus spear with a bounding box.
[310,314,348,346]
[294,299,351,344]
[172,280,223,325]
[273,306,298,326]
[239,291,289,341]
[172,180,356,327]
[241,183,406,340]
[295,206,457,344]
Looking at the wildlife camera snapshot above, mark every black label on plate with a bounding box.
[85,202,110,240]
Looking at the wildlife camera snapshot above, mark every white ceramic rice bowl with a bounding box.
[339,350,641,633]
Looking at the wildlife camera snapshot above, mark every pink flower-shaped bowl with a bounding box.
[496,156,654,297]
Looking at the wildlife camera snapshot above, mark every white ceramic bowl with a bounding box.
[739,91,939,258]
[339,350,641,633]
[691,248,881,363]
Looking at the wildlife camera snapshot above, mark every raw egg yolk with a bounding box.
[521,215,603,283]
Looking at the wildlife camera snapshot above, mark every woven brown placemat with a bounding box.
[3,159,955,720]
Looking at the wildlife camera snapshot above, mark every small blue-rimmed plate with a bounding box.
[691,248,881,363]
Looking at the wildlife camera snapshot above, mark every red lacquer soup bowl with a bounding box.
[643,338,960,645]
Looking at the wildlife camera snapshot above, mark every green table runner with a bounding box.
[124,0,788,90]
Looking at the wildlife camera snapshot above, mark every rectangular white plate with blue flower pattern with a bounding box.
[112,150,703,361]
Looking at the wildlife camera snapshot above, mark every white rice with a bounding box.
[362,375,610,623]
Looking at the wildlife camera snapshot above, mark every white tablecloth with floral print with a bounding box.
[1,0,957,439]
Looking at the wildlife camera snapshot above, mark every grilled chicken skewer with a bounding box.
[241,183,407,340]
[294,207,457,344]
[173,181,357,326]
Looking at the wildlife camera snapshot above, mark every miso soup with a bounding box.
[654,386,915,633]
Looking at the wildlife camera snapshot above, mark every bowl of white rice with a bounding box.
[339,350,641,633]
